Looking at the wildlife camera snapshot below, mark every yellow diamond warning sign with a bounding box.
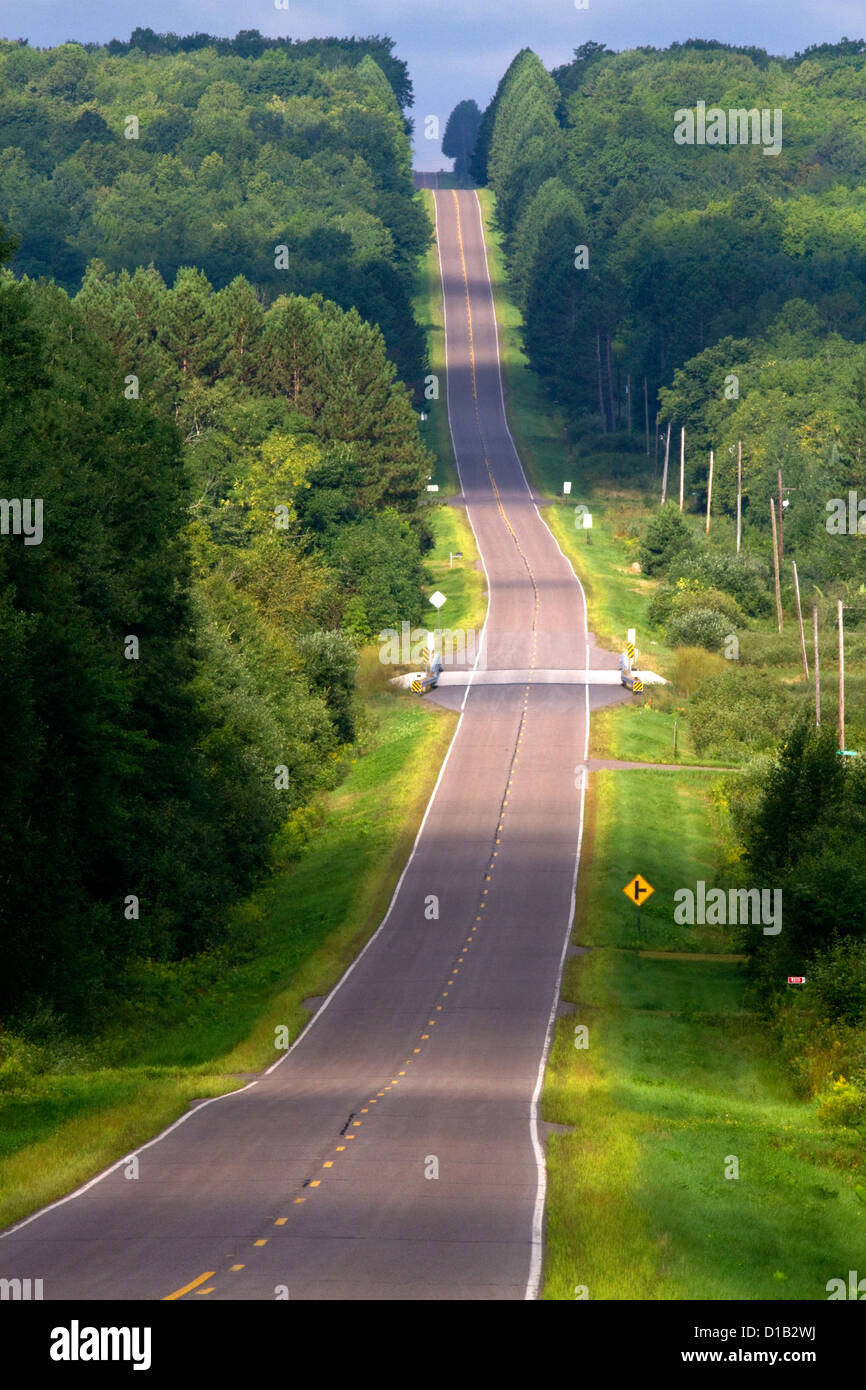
[623,874,654,905]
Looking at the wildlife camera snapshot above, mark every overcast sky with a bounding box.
[1,0,863,166]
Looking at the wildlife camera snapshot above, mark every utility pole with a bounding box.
[777,469,785,560]
[705,449,714,534]
[838,599,845,752]
[679,426,685,511]
[813,602,820,727]
[736,440,742,553]
[654,411,660,478]
[770,498,783,632]
[661,422,671,505]
[792,561,808,679]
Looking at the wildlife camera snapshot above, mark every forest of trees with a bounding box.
[0,32,427,380]
[477,42,866,426]
[0,34,433,1022]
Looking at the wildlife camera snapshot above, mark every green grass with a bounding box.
[415,188,487,642]
[414,188,457,493]
[540,768,866,1300]
[425,504,486,634]
[590,700,736,767]
[0,687,457,1231]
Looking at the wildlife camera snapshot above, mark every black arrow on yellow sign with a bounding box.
[623,874,654,935]
[623,874,654,904]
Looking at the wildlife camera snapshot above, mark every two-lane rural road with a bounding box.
[1,188,623,1301]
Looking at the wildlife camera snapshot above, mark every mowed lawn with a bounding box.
[541,768,865,1300]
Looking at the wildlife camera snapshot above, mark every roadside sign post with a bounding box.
[623,874,654,936]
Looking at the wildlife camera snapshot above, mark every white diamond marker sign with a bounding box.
[429,591,447,610]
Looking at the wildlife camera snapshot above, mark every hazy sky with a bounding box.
[1,1,863,166]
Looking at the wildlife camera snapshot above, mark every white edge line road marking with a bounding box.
[432,189,493,715]
[0,188,494,1246]
[469,193,593,1301]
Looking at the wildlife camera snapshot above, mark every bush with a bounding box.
[673,646,727,696]
[666,605,729,651]
[296,629,359,743]
[672,550,772,617]
[817,1076,866,1128]
[808,939,866,1025]
[652,578,745,633]
[638,504,695,576]
[328,511,428,637]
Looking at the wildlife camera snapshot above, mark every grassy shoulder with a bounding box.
[425,504,485,634]
[541,767,865,1300]
[415,187,487,640]
[414,188,457,493]
[0,677,456,1231]
[477,190,672,669]
[590,700,724,767]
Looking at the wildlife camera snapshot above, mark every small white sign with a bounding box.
[563,481,572,496]
[429,591,447,610]
[426,484,439,492]
[582,513,593,529]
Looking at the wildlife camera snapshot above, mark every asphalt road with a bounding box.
[1,190,624,1302]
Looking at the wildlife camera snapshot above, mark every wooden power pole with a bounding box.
[792,561,808,679]
[679,426,685,511]
[661,422,671,505]
[736,440,742,553]
[813,602,820,727]
[705,449,713,534]
[838,599,845,752]
[770,498,783,632]
[777,469,785,560]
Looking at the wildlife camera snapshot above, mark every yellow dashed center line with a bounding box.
[163,1271,216,1302]
[164,190,551,1308]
